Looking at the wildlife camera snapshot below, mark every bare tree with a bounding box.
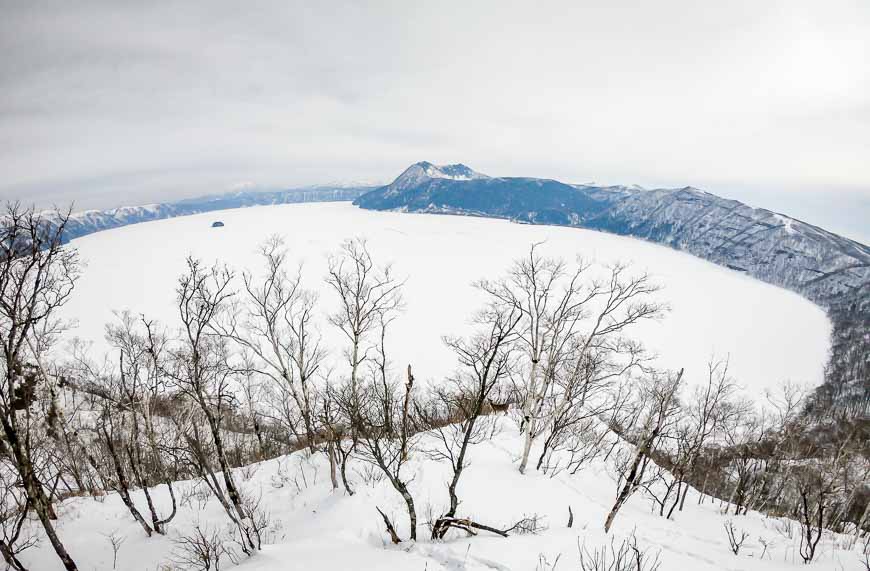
[604,369,683,533]
[326,238,403,389]
[477,246,662,475]
[655,358,741,519]
[535,338,650,474]
[318,379,352,493]
[420,298,521,539]
[0,204,80,570]
[792,429,854,563]
[223,236,325,454]
[337,304,419,540]
[104,313,179,533]
[165,257,260,554]
[324,238,403,489]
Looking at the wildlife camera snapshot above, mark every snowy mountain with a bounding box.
[355,163,870,307]
[52,186,374,242]
[356,162,606,222]
[356,162,869,411]
[580,186,870,306]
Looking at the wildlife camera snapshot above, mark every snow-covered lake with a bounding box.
[62,202,830,398]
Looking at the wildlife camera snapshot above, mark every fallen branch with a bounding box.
[433,515,541,539]
[376,507,402,544]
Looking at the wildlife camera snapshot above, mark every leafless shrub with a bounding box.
[338,355,419,540]
[535,553,563,571]
[102,531,126,570]
[178,485,199,509]
[355,464,387,487]
[509,513,548,535]
[578,531,662,571]
[239,463,259,482]
[192,486,212,511]
[239,491,275,550]
[172,525,233,571]
[422,502,439,536]
[772,517,795,540]
[653,358,742,519]
[723,520,748,555]
[291,453,319,492]
[269,458,292,489]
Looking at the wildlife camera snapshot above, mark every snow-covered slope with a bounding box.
[21,417,866,570]
[387,162,489,193]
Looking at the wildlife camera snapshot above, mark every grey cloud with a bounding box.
[0,0,868,242]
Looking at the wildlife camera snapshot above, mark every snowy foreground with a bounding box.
[61,202,830,398]
[24,417,864,570]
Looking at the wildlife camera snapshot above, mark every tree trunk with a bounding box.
[339,444,354,496]
[23,465,78,570]
[204,410,246,520]
[0,540,27,571]
[517,358,540,474]
[101,427,153,537]
[384,472,417,541]
[605,446,650,532]
[2,414,78,571]
[327,440,339,490]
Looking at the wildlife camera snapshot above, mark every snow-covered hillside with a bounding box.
[59,202,830,399]
[21,417,866,570]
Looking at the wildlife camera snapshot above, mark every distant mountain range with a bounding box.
[56,186,373,242]
[355,162,869,307]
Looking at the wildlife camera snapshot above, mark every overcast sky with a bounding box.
[2,1,868,242]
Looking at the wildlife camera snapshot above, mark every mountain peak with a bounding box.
[388,162,488,193]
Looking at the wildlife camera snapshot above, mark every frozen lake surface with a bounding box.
[61,202,830,398]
